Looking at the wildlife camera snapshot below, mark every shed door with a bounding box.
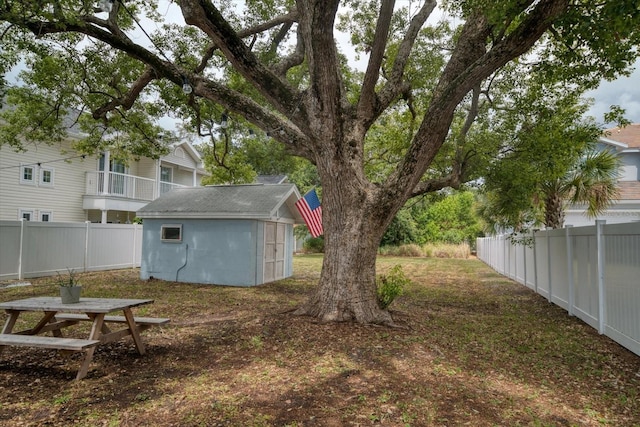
[264,222,286,283]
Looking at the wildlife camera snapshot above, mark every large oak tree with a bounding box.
[1,0,639,324]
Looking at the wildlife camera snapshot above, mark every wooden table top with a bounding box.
[0,297,154,313]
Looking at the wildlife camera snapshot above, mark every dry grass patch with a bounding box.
[380,243,471,258]
[0,255,638,426]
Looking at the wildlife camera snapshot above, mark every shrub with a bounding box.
[376,265,410,309]
[381,210,419,246]
[303,236,325,253]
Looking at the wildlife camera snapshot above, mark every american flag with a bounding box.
[295,188,323,238]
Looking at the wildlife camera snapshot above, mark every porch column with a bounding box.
[156,159,161,198]
[102,151,110,195]
[101,210,108,224]
[192,169,197,186]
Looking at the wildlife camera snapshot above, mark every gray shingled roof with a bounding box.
[137,183,303,222]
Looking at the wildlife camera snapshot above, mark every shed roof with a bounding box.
[137,183,304,222]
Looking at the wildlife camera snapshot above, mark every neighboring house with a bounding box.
[565,123,640,226]
[137,183,304,286]
[0,129,208,223]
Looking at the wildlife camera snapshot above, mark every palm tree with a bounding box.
[541,149,621,229]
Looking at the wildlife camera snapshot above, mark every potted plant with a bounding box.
[56,268,82,304]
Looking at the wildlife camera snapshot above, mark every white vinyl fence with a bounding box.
[477,221,640,357]
[0,220,142,281]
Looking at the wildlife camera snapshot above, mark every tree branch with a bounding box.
[376,0,437,114]
[383,0,570,207]
[179,0,303,121]
[194,10,299,73]
[271,24,305,77]
[193,78,312,159]
[410,171,463,197]
[240,10,298,40]
[4,8,312,154]
[92,66,157,119]
[295,0,344,146]
[356,0,395,120]
[460,84,481,140]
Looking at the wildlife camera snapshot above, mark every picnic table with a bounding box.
[0,297,169,380]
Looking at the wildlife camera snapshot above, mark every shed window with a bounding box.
[161,224,182,242]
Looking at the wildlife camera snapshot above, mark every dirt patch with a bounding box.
[1,257,639,426]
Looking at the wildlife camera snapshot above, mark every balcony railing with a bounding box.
[85,171,187,201]
[159,181,185,195]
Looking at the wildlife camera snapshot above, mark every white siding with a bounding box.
[163,145,197,169]
[137,157,157,180]
[0,141,98,222]
[159,144,207,187]
[173,168,196,186]
[620,162,638,181]
[1,140,206,223]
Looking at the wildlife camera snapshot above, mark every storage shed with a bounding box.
[137,183,304,286]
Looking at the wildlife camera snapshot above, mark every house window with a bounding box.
[160,166,173,183]
[161,224,182,242]
[20,165,35,184]
[19,209,34,221]
[40,211,53,222]
[40,167,54,186]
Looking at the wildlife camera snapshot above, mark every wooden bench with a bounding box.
[0,334,100,351]
[54,313,170,326]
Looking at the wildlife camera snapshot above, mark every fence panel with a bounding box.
[513,242,526,285]
[86,224,142,272]
[0,221,22,279]
[497,235,506,275]
[570,226,600,330]
[524,242,536,290]
[548,229,569,310]
[534,233,550,299]
[477,221,640,357]
[20,222,87,278]
[603,223,640,354]
[0,221,141,281]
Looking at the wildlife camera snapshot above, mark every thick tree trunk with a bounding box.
[294,158,397,325]
[294,222,393,325]
[294,216,394,325]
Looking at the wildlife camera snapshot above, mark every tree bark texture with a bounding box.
[545,192,566,229]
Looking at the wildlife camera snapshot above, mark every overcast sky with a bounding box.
[584,60,640,127]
